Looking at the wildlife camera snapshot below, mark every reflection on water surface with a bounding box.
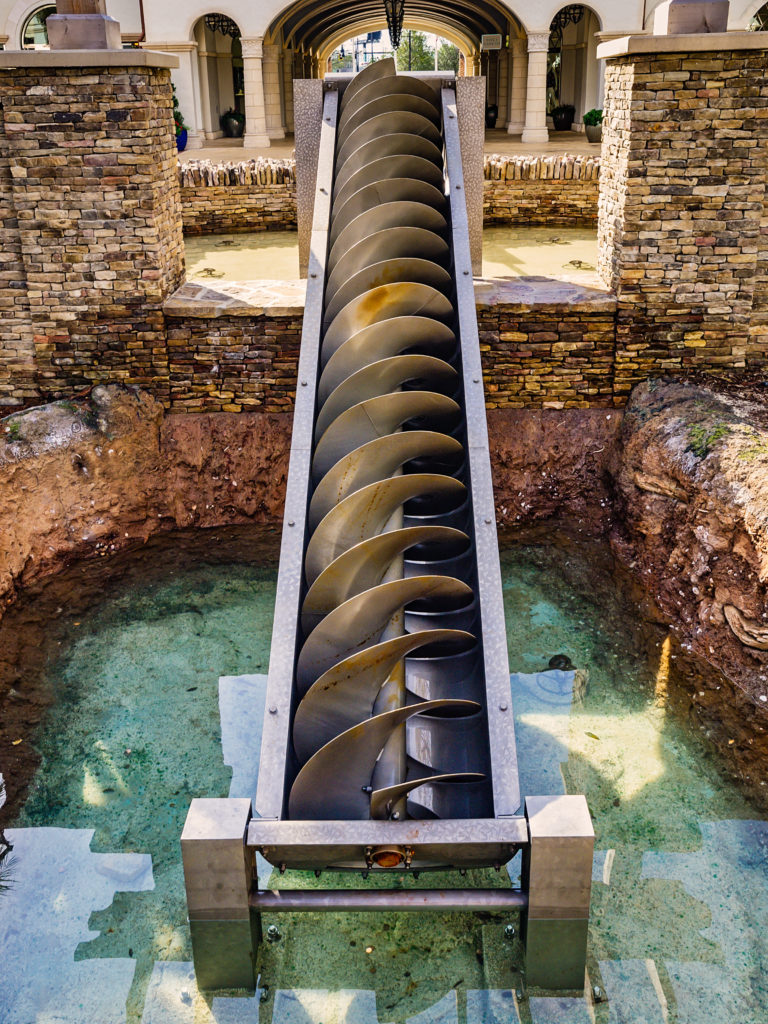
[1,529,766,1023]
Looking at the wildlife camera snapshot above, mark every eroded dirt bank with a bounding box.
[611,380,768,802]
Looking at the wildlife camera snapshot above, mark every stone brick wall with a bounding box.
[0,64,184,408]
[476,279,617,408]
[176,154,599,237]
[599,47,768,398]
[179,158,296,235]
[165,314,302,413]
[483,154,600,226]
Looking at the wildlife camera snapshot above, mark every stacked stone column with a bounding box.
[0,54,185,405]
[521,33,549,144]
[597,34,768,398]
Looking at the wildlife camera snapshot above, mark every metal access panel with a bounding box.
[253,59,521,874]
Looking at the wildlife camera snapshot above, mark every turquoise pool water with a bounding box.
[1,528,766,1023]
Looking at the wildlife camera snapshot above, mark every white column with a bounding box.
[506,36,527,134]
[144,41,204,150]
[283,47,295,133]
[241,36,271,148]
[263,42,286,140]
[521,32,550,145]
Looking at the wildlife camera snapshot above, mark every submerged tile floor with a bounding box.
[1,529,767,1022]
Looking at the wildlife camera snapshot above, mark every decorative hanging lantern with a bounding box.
[383,0,405,49]
[204,13,241,38]
[550,5,585,31]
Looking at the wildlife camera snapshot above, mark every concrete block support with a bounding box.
[597,32,768,395]
[181,798,259,992]
[522,795,594,990]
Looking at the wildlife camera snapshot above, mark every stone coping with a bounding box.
[164,279,306,318]
[597,31,768,61]
[0,48,179,68]
[165,275,614,319]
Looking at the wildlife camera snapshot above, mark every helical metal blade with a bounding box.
[302,526,469,631]
[330,179,447,248]
[305,473,466,583]
[370,772,486,821]
[332,155,445,212]
[308,431,463,530]
[318,318,457,401]
[338,73,440,124]
[336,112,442,173]
[328,201,447,275]
[322,259,452,331]
[292,629,475,759]
[338,93,440,142]
[322,283,454,364]
[338,56,396,114]
[325,227,450,308]
[288,698,480,820]
[315,355,457,440]
[296,576,473,692]
[333,137,444,203]
[312,390,460,481]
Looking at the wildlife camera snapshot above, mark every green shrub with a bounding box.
[583,108,603,126]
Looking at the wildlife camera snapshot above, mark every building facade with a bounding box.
[0,0,767,149]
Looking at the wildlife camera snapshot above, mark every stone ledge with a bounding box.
[474,275,616,313]
[0,48,179,69]
[164,279,306,319]
[597,31,768,61]
[166,276,615,319]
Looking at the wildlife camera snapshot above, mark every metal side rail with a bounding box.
[181,61,594,996]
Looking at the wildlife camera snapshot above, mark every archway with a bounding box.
[547,4,603,130]
[193,13,245,143]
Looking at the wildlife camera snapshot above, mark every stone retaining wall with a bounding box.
[179,158,297,235]
[176,153,600,236]
[483,154,600,226]
[476,279,616,408]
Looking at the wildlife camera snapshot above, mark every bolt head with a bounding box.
[504,923,516,940]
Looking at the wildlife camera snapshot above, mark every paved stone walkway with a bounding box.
[179,129,599,164]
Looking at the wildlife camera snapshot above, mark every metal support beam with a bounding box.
[251,888,528,912]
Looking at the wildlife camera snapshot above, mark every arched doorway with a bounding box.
[547,5,603,130]
[193,13,245,143]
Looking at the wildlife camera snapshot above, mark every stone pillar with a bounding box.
[263,42,286,140]
[471,51,481,76]
[506,36,527,134]
[241,37,271,148]
[522,795,594,990]
[597,33,768,396]
[0,50,184,406]
[283,47,295,133]
[47,0,121,50]
[182,798,259,991]
[521,33,549,144]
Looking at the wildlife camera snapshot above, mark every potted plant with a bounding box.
[551,104,575,132]
[172,85,188,152]
[220,109,246,139]
[583,108,603,143]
